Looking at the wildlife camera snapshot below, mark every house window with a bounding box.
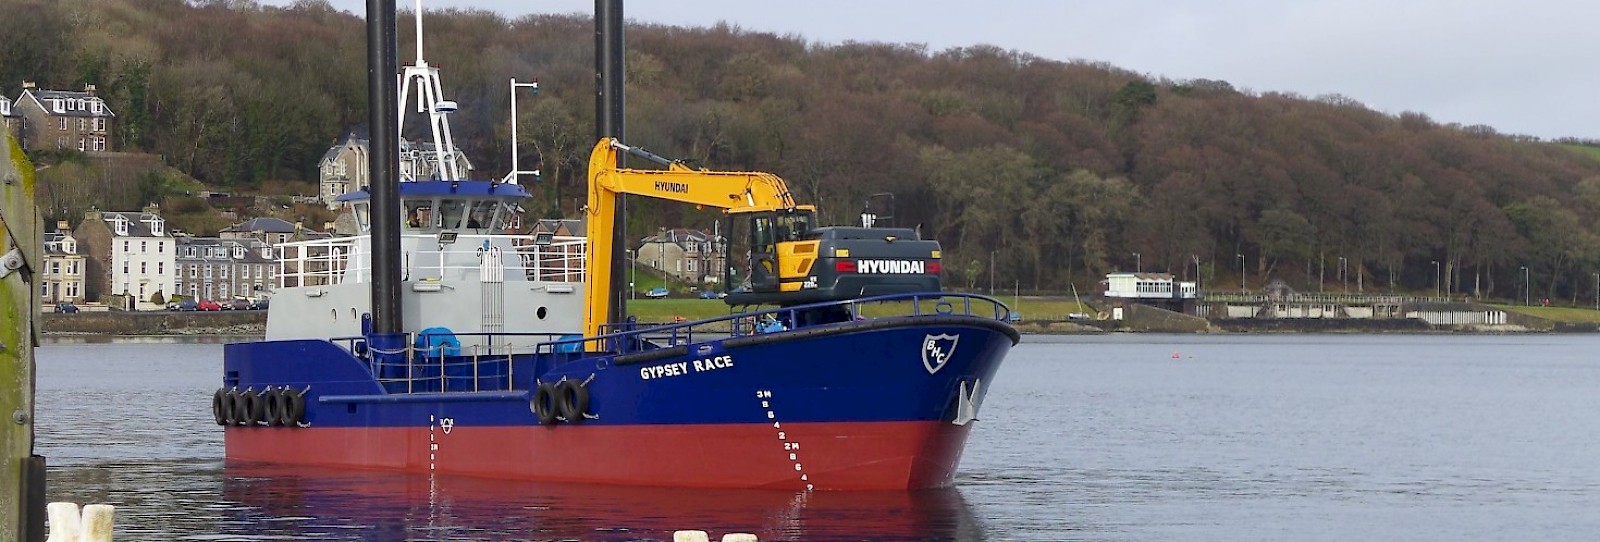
[77,137,85,151]
[66,261,77,274]
[219,284,229,298]
[58,118,66,130]
[220,266,229,279]
[141,241,147,253]
[204,265,212,279]
[77,118,86,131]
[189,284,198,297]
[122,262,128,274]
[94,137,105,151]
[50,261,60,274]
[41,283,49,298]
[140,262,146,274]
[157,262,164,275]
[66,283,78,298]
[189,265,197,278]
[94,117,105,130]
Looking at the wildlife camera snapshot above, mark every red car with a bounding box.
[197,300,224,311]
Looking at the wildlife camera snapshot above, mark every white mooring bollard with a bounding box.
[45,502,115,542]
[673,531,710,542]
[45,502,81,542]
[80,504,116,542]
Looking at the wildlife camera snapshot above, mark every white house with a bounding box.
[75,207,176,310]
[1104,272,1197,300]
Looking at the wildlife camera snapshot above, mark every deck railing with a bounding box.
[337,292,1011,395]
[275,234,586,287]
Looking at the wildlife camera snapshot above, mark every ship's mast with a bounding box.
[596,0,627,330]
[366,0,403,340]
[397,0,463,182]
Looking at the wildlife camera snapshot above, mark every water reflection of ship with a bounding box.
[223,463,985,541]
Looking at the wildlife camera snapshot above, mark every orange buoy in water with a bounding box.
[1171,351,1181,359]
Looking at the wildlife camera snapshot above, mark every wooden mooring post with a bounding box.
[1,123,45,540]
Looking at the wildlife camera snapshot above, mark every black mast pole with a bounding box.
[367,0,402,338]
[596,0,627,328]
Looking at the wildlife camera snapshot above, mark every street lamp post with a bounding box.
[1593,272,1598,310]
[989,250,995,295]
[1339,257,1347,294]
[1236,253,1245,291]
[628,249,637,300]
[1521,266,1530,306]
[1133,252,1141,273]
[1192,255,1201,295]
[1431,260,1440,299]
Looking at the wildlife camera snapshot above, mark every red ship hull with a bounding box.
[227,420,974,490]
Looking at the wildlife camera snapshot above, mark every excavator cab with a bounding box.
[741,208,819,294]
[724,208,940,307]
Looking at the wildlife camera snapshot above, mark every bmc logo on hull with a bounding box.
[858,260,925,274]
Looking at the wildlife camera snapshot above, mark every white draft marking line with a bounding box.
[757,389,812,491]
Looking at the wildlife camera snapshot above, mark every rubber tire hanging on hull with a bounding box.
[266,389,285,426]
[286,389,306,426]
[212,388,229,426]
[531,382,559,425]
[556,380,590,423]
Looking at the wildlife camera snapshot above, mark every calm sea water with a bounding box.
[34,333,1600,541]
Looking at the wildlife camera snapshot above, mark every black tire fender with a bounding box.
[287,389,307,425]
[531,382,559,425]
[231,390,250,426]
[556,380,590,423]
[212,388,228,426]
[242,390,265,426]
[263,388,284,426]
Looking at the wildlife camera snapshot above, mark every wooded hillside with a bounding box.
[6,0,1600,303]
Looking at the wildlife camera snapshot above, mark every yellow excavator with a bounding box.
[582,138,943,338]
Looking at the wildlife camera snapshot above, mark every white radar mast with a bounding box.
[397,0,463,182]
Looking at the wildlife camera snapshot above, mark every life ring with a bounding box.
[212,388,228,426]
[283,388,303,426]
[556,380,590,423]
[531,382,560,425]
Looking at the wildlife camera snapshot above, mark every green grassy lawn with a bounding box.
[624,295,1100,322]
[1490,304,1600,324]
[1560,143,1600,163]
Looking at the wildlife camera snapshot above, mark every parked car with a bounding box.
[229,298,253,310]
[171,300,199,311]
[197,300,224,311]
[248,298,270,310]
[53,302,79,314]
[1067,312,1091,320]
[645,287,669,299]
[697,290,721,299]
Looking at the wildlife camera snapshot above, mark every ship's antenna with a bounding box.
[397,0,463,181]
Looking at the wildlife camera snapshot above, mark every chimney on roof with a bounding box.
[56,220,69,232]
[84,83,96,94]
[143,203,161,215]
[22,81,35,90]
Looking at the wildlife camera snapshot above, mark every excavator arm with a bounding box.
[582,138,809,338]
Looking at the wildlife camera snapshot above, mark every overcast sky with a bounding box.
[266,0,1600,140]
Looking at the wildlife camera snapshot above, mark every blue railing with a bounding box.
[334,292,1011,394]
[539,291,1013,357]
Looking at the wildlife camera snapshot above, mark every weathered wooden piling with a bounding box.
[1,117,43,540]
